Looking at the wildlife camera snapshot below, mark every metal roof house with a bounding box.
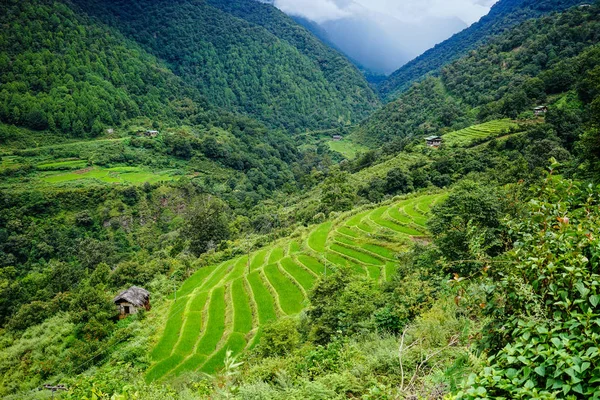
[425,135,442,147]
[113,286,151,318]
[534,106,548,116]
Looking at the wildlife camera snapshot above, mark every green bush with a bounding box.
[457,175,600,399]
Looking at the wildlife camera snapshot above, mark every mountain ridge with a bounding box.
[378,0,591,101]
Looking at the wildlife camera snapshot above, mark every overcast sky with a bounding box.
[267,0,499,74]
[272,0,498,25]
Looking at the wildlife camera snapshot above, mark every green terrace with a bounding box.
[442,119,519,147]
[146,191,446,382]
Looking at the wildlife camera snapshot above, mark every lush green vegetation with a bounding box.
[378,0,590,100]
[2,2,600,400]
[142,191,441,382]
[442,119,519,147]
[357,3,600,145]
[70,0,379,132]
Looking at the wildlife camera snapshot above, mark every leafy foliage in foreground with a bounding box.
[458,175,600,399]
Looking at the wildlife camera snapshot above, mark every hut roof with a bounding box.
[113,286,150,307]
[425,135,441,141]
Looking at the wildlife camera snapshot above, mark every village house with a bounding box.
[332,134,343,141]
[425,135,442,147]
[534,106,548,116]
[113,286,151,318]
[142,130,159,138]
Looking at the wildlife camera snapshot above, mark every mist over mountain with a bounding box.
[261,0,493,74]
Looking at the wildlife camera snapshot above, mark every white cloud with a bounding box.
[273,0,498,25]
[273,0,352,23]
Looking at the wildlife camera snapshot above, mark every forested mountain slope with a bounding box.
[378,0,591,101]
[0,0,209,137]
[70,0,380,132]
[355,4,600,145]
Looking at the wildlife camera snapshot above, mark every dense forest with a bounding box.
[378,0,590,101]
[70,0,380,132]
[1,1,600,399]
[0,0,211,137]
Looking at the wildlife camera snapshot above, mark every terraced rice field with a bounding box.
[147,192,446,381]
[442,119,518,147]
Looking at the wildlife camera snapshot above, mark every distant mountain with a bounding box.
[261,0,467,76]
[70,0,380,132]
[355,4,600,144]
[379,0,592,101]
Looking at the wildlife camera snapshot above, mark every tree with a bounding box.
[320,169,355,213]
[458,176,600,399]
[184,196,231,256]
[428,180,513,275]
[385,168,414,195]
[306,267,382,344]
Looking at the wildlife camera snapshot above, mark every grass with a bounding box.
[443,119,518,147]
[385,262,399,282]
[289,240,301,254]
[247,272,277,325]
[388,205,414,224]
[145,354,185,383]
[370,215,424,236]
[231,279,253,334]
[361,243,397,260]
[178,265,218,298]
[263,264,305,315]
[403,202,428,226]
[330,243,384,266]
[227,257,249,281]
[196,287,226,356]
[173,292,208,355]
[325,252,367,275]
[36,159,87,170]
[250,248,269,270]
[308,221,331,253]
[169,354,207,378]
[199,333,247,373]
[366,265,382,280]
[335,235,358,247]
[151,296,189,361]
[41,166,179,185]
[337,226,359,238]
[296,255,325,275]
[346,211,370,227]
[280,257,316,291]
[148,192,447,381]
[198,260,236,292]
[327,139,369,159]
[268,247,285,264]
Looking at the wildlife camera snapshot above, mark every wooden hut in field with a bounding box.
[113,286,150,318]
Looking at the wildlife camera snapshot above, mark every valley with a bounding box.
[0,1,599,399]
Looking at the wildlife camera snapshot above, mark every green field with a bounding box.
[442,119,518,147]
[327,139,369,159]
[41,166,179,185]
[147,192,446,381]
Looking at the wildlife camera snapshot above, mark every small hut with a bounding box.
[332,135,343,141]
[425,135,442,147]
[534,106,548,116]
[113,286,151,318]
[144,130,159,138]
